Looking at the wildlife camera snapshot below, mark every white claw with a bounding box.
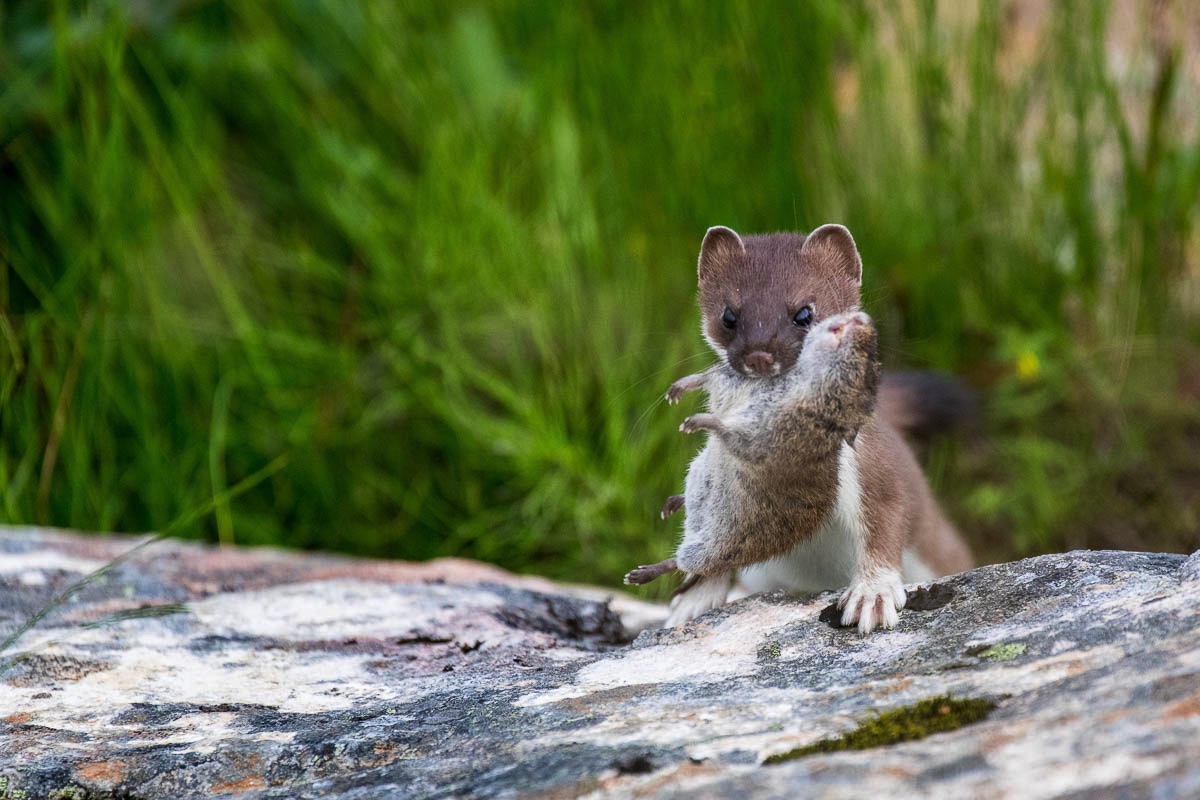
[838,568,906,635]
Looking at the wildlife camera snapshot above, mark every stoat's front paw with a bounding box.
[838,569,907,634]
[664,572,730,628]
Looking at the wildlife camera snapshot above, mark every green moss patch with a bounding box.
[978,643,1027,661]
[763,695,997,764]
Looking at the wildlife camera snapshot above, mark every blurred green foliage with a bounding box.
[2,1,1198,586]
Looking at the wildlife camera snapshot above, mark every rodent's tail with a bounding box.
[877,370,976,441]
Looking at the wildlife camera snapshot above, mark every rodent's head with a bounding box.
[799,311,882,413]
[798,311,879,375]
[696,225,863,378]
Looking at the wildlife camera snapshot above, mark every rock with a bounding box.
[0,527,1197,799]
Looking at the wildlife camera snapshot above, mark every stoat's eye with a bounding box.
[721,306,737,330]
[793,305,815,328]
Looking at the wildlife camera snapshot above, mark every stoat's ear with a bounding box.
[801,224,862,287]
[698,226,746,280]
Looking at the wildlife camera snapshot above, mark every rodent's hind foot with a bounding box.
[624,557,678,585]
[660,494,685,519]
[837,568,907,634]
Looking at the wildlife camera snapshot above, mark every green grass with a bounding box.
[1,1,1198,589]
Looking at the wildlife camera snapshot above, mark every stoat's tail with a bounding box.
[878,371,975,442]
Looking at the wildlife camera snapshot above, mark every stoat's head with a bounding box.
[696,224,863,379]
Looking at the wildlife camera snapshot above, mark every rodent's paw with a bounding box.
[660,494,685,519]
[837,569,907,634]
[680,413,721,435]
[665,375,701,404]
[624,558,677,585]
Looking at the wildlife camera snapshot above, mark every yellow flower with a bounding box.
[1016,350,1040,382]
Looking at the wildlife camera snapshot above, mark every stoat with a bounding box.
[626,225,973,633]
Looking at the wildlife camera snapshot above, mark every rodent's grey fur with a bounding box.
[673,312,879,577]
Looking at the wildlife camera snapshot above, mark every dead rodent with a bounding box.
[626,225,973,633]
